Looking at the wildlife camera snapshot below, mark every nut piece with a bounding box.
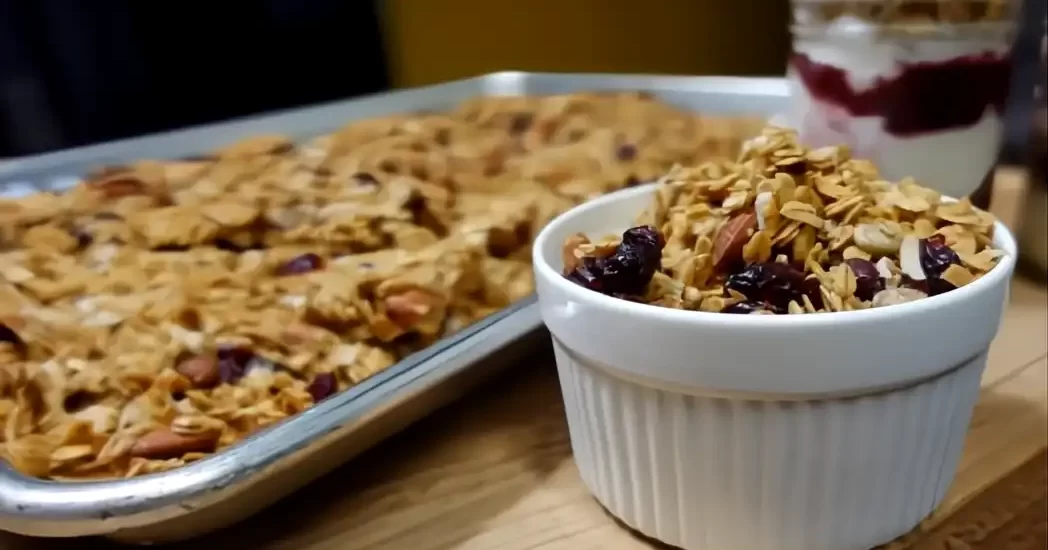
[175,355,220,389]
[875,257,896,279]
[129,428,219,459]
[385,289,442,328]
[561,233,590,273]
[86,174,148,199]
[898,235,926,280]
[713,211,757,270]
[853,222,903,255]
[872,287,928,308]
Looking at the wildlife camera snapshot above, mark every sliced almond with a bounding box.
[941,264,975,288]
[742,230,773,264]
[853,222,903,255]
[779,201,824,228]
[561,233,590,273]
[842,246,871,261]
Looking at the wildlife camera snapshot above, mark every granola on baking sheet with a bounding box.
[563,126,1004,314]
[0,92,763,480]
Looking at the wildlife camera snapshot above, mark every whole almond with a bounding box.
[175,355,220,389]
[130,428,218,459]
[385,289,441,328]
[87,174,148,200]
[713,211,757,270]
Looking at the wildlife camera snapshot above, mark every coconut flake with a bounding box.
[279,295,307,309]
[875,257,894,279]
[742,135,769,154]
[899,235,926,280]
[754,192,773,231]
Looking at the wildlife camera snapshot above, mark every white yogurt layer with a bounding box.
[795,17,1013,91]
[787,16,1010,198]
[787,72,1002,198]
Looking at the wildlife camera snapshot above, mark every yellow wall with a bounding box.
[383,0,790,88]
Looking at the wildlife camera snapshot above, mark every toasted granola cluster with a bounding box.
[0,92,762,480]
[563,126,1004,314]
[794,0,1015,26]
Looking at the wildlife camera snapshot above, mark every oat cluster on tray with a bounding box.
[563,126,1004,315]
[0,92,763,480]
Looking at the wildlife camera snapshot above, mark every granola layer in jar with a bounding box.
[788,0,1019,206]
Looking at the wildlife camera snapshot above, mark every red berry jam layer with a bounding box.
[790,51,1011,137]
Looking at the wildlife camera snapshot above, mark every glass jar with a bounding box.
[1017,23,1047,277]
[787,0,1020,208]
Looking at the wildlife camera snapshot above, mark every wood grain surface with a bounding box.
[0,171,1044,549]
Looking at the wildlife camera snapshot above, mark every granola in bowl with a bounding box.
[0,92,763,480]
[562,126,1006,314]
[531,123,1018,550]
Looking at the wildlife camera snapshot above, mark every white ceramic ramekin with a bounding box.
[532,184,1017,550]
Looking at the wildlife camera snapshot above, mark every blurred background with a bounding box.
[0,0,1042,162]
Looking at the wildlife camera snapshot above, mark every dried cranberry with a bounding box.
[725,262,807,310]
[759,263,808,309]
[276,253,324,276]
[62,391,95,413]
[216,346,256,384]
[610,292,646,303]
[434,128,451,146]
[900,275,929,294]
[615,144,638,162]
[509,113,533,135]
[566,256,606,291]
[926,278,957,297]
[564,226,665,297]
[622,225,664,255]
[721,301,776,314]
[777,159,808,176]
[69,227,94,250]
[624,175,642,188]
[270,142,296,156]
[898,274,955,297]
[724,264,764,297]
[214,239,246,252]
[801,276,824,310]
[306,373,338,402]
[0,324,26,356]
[593,246,654,295]
[351,173,379,188]
[154,244,190,252]
[844,258,886,301]
[0,324,22,346]
[918,236,961,279]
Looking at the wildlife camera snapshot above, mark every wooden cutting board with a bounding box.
[0,171,1044,550]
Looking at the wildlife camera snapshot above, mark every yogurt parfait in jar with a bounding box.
[788,0,1020,207]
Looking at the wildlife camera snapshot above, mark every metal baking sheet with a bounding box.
[0,72,790,543]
